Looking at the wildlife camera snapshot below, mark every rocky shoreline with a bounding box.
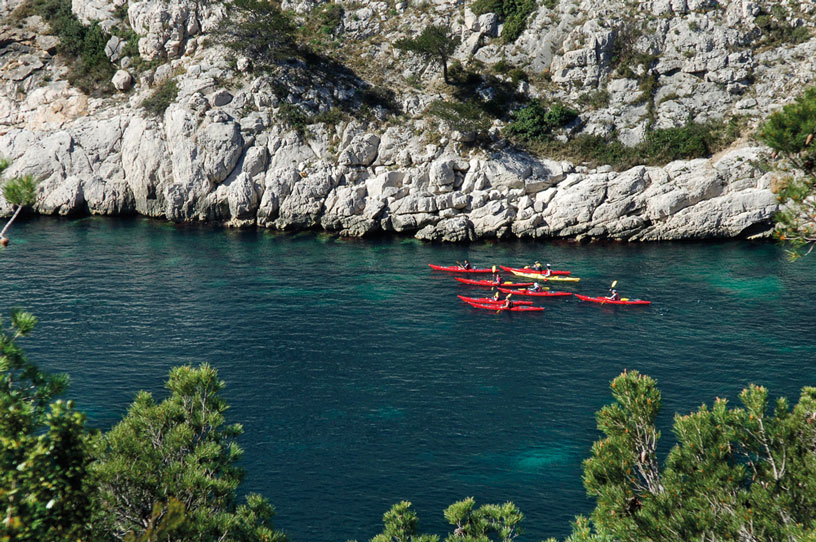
[0,113,778,241]
[2,0,812,242]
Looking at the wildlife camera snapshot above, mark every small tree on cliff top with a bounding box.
[217,0,297,67]
[1,174,39,247]
[395,25,460,84]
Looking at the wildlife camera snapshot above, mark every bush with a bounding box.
[759,86,816,157]
[426,100,491,135]
[754,7,812,48]
[470,0,536,43]
[312,107,347,126]
[141,80,178,116]
[505,99,578,141]
[577,89,610,109]
[515,119,742,170]
[508,67,528,83]
[276,102,310,133]
[15,0,115,93]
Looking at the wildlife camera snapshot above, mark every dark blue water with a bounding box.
[2,217,815,541]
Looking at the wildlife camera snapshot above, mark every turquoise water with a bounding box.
[2,217,816,541]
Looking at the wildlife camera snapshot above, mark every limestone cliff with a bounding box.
[1,0,812,241]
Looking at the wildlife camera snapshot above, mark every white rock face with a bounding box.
[0,102,781,241]
[3,0,806,242]
[111,70,133,91]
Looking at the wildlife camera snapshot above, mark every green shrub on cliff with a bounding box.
[505,99,578,141]
[470,0,537,43]
[140,79,179,116]
[15,0,115,93]
[513,118,741,170]
[759,86,816,259]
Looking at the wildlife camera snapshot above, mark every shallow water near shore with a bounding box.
[3,217,816,542]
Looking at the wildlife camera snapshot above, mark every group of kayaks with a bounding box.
[429,263,651,312]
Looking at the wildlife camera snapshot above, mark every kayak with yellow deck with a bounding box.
[509,270,581,282]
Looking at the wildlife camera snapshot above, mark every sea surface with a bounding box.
[2,217,815,542]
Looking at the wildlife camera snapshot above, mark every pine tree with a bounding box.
[394,26,460,84]
[91,363,287,542]
[216,0,297,67]
[759,86,816,259]
[1,174,39,247]
[0,310,92,542]
[571,370,816,542]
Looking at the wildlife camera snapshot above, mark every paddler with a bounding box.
[492,273,503,285]
[531,261,544,271]
[501,294,513,309]
[528,282,542,293]
[606,288,621,301]
[544,263,553,277]
[459,260,471,270]
[491,289,501,301]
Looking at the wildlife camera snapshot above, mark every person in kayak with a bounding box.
[492,273,503,285]
[492,289,501,301]
[501,294,514,309]
[459,260,471,270]
[544,263,553,277]
[528,282,542,292]
[531,261,544,271]
[606,289,621,301]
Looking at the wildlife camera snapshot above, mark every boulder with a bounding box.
[111,70,133,91]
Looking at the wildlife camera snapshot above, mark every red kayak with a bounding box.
[497,287,572,298]
[455,277,534,287]
[429,264,496,273]
[499,265,571,276]
[465,301,545,312]
[457,295,533,306]
[575,294,651,305]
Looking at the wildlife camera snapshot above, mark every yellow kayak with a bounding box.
[511,270,581,282]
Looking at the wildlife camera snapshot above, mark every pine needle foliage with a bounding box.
[394,26,460,84]
[759,86,816,259]
[0,310,92,542]
[575,370,816,542]
[2,175,38,207]
[217,0,298,67]
[91,363,287,542]
[1,174,40,244]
